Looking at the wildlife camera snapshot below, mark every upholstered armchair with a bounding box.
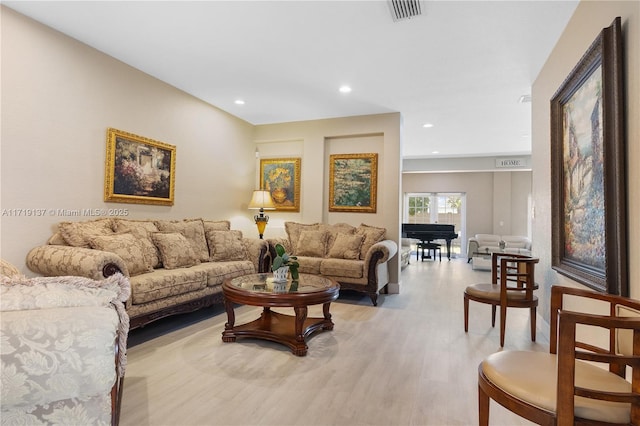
[0,260,130,425]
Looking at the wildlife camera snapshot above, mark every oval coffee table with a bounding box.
[221,273,339,356]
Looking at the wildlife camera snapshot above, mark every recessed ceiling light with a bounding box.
[432,150,439,154]
[339,85,352,94]
[234,99,245,105]
[423,123,434,128]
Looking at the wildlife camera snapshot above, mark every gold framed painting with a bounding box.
[260,157,301,211]
[329,153,377,213]
[104,128,176,206]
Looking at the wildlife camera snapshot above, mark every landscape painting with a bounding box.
[550,17,627,296]
[329,153,378,213]
[104,128,176,206]
[561,66,605,270]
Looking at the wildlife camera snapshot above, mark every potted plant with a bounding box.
[271,243,299,281]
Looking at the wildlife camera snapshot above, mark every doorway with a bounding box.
[404,192,466,257]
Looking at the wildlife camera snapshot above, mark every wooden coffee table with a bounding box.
[221,273,339,356]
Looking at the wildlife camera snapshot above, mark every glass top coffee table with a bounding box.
[221,273,339,356]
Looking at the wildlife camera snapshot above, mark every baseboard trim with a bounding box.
[386,282,400,294]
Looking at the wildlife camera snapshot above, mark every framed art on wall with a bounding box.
[550,17,627,296]
[329,153,378,213]
[104,128,176,206]
[260,157,301,212]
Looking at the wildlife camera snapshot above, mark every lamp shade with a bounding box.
[248,190,276,210]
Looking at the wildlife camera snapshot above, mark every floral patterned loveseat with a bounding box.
[26,218,269,329]
[0,259,130,425]
[267,222,398,306]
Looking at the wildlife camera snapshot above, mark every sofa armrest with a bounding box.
[265,237,291,270]
[1,273,131,424]
[363,240,398,270]
[242,238,270,273]
[26,245,128,279]
[467,237,480,260]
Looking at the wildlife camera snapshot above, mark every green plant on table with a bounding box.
[271,243,299,280]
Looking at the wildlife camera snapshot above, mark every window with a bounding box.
[405,192,466,256]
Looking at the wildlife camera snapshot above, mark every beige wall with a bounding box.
[402,171,532,255]
[253,113,402,290]
[532,1,639,320]
[0,7,258,273]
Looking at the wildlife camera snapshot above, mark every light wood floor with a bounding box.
[121,256,548,426]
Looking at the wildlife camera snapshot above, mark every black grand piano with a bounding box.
[402,223,458,260]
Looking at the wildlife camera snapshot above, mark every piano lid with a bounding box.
[401,223,458,239]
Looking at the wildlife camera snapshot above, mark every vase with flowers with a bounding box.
[267,167,292,204]
[271,243,299,282]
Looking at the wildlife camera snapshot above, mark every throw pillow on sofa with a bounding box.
[202,219,231,233]
[47,232,68,246]
[320,223,356,250]
[90,232,153,276]
[113,219,161,268]
[356,224,386,260]
[296,230,329,257]
[155,219,209,262]
[327,232,364,260]
[284,222,320,253]
[151,232,200,270]
[59,218,114,248]
[206,230,245,261]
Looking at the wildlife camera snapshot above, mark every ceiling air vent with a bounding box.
[388,0,423,22]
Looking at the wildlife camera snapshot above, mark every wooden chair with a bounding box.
[478,285,640,425]
[464,252,539,347]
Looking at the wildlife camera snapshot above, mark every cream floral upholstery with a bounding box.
[296,230,329,257]
[0,258,21,278]
[151,232,200,269]
[0,268,130,425]
[206,230,245,261]
[113,219,162,267]
[327,233,364,260]
[90,232,154,275]
[356,224,387,260]
[26,245,130,279]
[155,219,210,262]
[268,222,397,306]
[58,218,115,248]
[26,218,269,329]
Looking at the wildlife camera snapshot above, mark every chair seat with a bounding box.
[482,351,631,424]
[465,283,534,301]
[421,242,441,249]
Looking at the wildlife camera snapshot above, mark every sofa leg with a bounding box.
[369,293,378,306]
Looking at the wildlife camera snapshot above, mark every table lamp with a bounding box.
[248,190,276,239]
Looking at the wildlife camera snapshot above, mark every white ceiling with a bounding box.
[4,0,579,159]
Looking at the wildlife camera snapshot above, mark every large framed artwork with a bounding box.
[260,157,301,211]
[550,17,627,296]
[329,153,378,213]
[104,128,176,206]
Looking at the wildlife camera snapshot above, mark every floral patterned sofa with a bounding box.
[26,218,269,329]
[0,259,130,425]
[267,222,398,306]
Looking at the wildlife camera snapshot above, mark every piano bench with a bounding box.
[417,242,441,262]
